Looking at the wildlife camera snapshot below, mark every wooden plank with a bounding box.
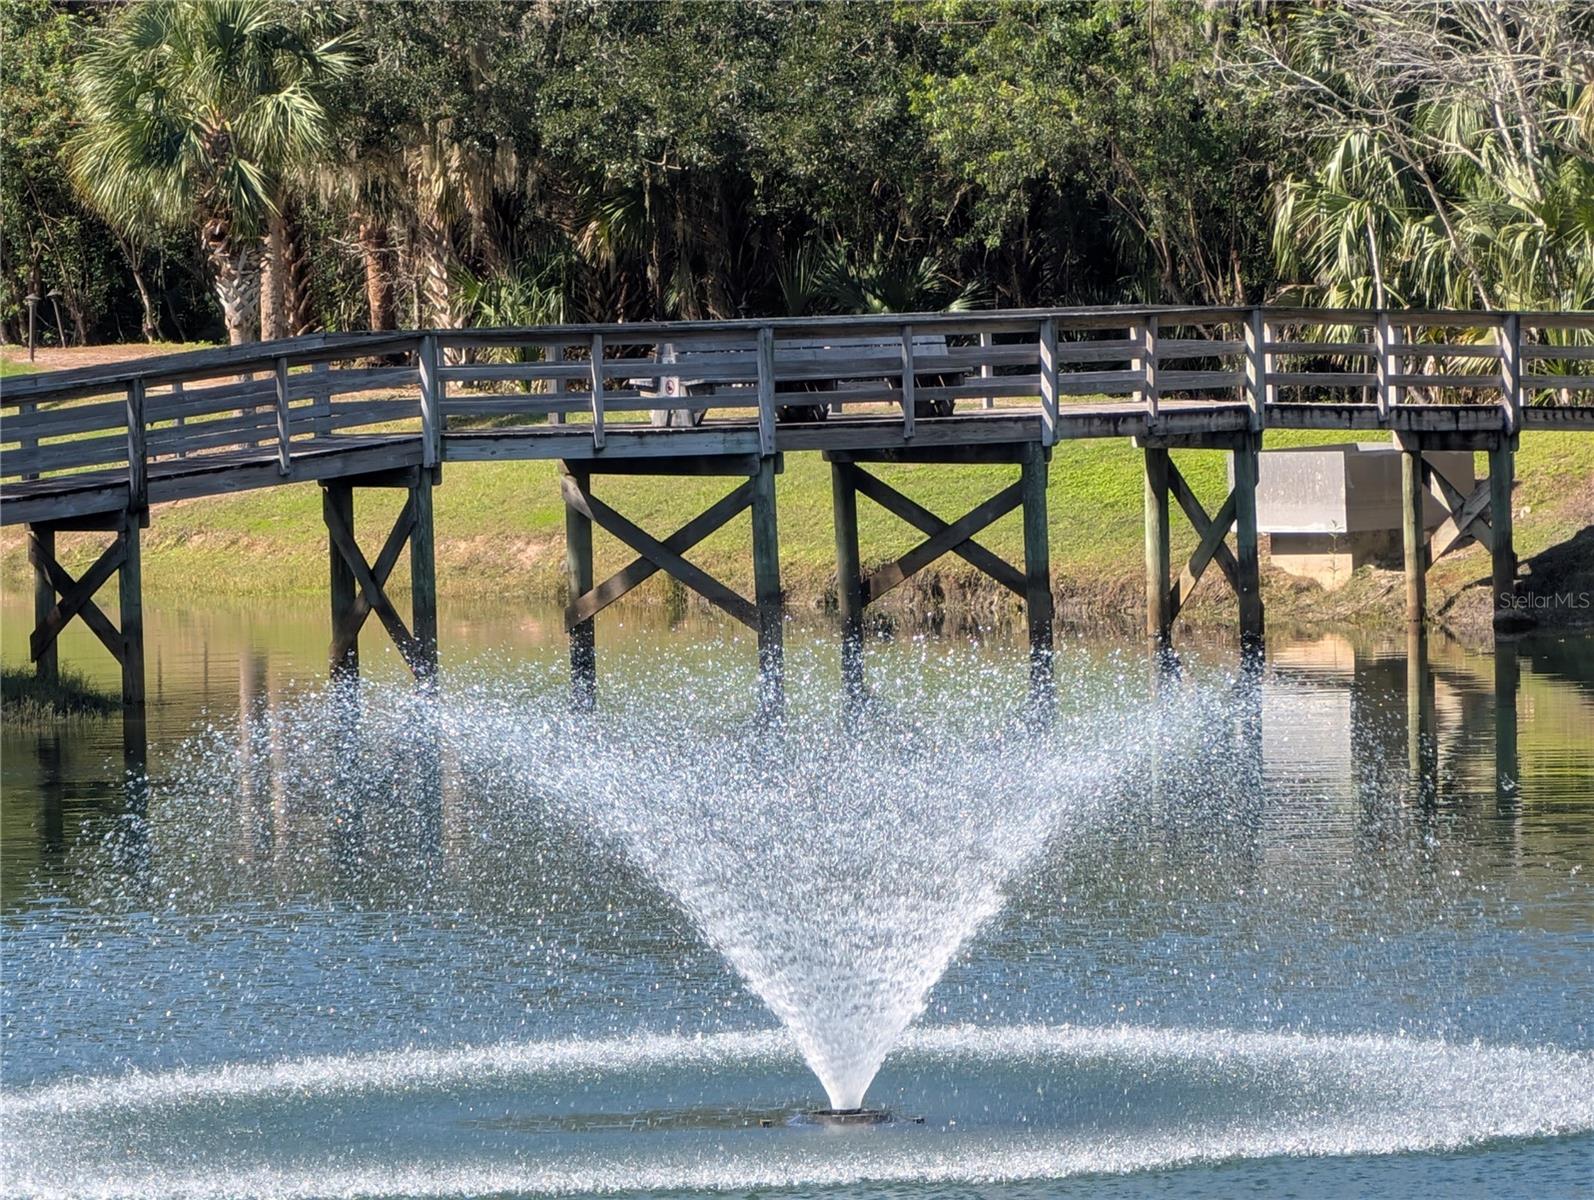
[29,533,126,664]
[1265,340,1375,356]
[1499,313,1522,434]
[1020,446,1053,706]
[831,460,866,706]
[1157,338,1244,358]
[1139,314,1160,420]
[750,455,784,714]
[1523,373,1594,391]
[1387,373,1503,389]
[1520,343,1594,361]
[864,480,1023,604]
[116,514,144,709]
[1039,317,1058,446]
[1427,468,1493,557]
[1231,435,1263,645]
[28,527,57,682]
[1167,461,1240,591]
[409,479,438,679]
[418,333,441,468]
[274,358,292,474]
[1489,443,1517,619]
[569,479,754,624]
[756,325,776,457]
[324,489,422,667]
[1269,371,1379,388]
[589,333,606,450]
[1168,488,1238,620]
[561,473,758,628]
[562,464,595,708]
[125,380,147,508]
[851,467,1026,595]
[1144,448,1171,641]
[900,324,916,438]
[324,485,359,678]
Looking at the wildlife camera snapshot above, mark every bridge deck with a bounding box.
[3,305,1589,529]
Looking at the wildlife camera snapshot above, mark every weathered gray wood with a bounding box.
[1020,447,1054,707]
[1169,489,1239,620]
[324,490,425,671]
[325,484,359,679]
[117,512,144,710]
[1038,317,1058,446]
[126,380,147,509]
[410,479,438,680]
[751,455,784,715]
[1494,640,1519,807]
[900,325,916,439]
[563,464,596,710]
[1231,434,1264,648]
[851,467,1026,595]
[1138,314,1160,421]
[756,325,777,456]
[1488,441,1517,623]
[863,480,1023,604]
[1498,314,1522,433]
[29,532,126,665]
[274,358,293,474]
[561,473,759,628]
[979,332,995,409]
[1243,308,1268,430]
[28,526,57,683]
[418,333,441,467]
[831,461,866,708]
[1167,463,1240,591]
[1401,448,1427,626]
[1143,448,1171,644]
[1425,462,1493,556]
[589,333,606,450]
[568,480,754,624]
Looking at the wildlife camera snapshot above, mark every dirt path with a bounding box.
[2,342,215,373]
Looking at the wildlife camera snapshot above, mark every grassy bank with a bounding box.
[0,666,118,727]
[3,346,1591,640]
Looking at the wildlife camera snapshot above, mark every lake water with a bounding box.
[2,596,1591,1198]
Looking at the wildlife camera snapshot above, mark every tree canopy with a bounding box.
[2,0,1589,348]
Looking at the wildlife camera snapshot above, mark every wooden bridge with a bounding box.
[4,304,1591,760]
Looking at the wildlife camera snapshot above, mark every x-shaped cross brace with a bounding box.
[560,473,760,629]
[323,493,428,675]
[1165,460,1240,621]
[1423,459,1494,559]
[29,529,129,666]
[849,468,1026,603]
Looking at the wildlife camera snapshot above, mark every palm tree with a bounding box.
[69,0,355,344]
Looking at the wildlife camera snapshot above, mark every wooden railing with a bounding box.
[3,308,1590,502]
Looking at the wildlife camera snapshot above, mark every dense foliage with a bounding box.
[2,0,1589,347]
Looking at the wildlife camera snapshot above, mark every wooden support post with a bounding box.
[1231,433,1264,656]
[1401,446,1427,627]
[325,484,359,680]
[273,357,292,474]
[831,460,866,711]
[979,331,995,409]
[751,455,784,716]
[1020,446,1054,709]
[409,477,439,682]
[117,510,147,799]
[117,511,144,713]
[1143,448,1171,650]
[1488,439,1517,624]
[564,465,596,711]
[29,525,57,685]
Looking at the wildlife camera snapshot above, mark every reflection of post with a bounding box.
[37,734,65,855]
[1494,639,1520,810]
[831,460,867,712]
[562,463,596,712]
[1021,444,1054,712]
[1406,625,1437,806]
[239,650,273,853]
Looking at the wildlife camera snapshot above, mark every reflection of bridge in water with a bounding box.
[4,305,1591,783]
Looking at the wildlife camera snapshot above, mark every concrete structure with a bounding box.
[1251,443,1474,589]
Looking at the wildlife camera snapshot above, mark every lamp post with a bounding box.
[47,288,67,348]
[25,293,39,361]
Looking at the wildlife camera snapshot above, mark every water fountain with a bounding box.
[4,640,1593,1198]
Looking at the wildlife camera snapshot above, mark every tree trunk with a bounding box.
[358,218,396,331]
[282,202,316,337]
[203,219,262,345]
[417,212,460,330]
[130,264,160,342]
[260,212,288,341]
